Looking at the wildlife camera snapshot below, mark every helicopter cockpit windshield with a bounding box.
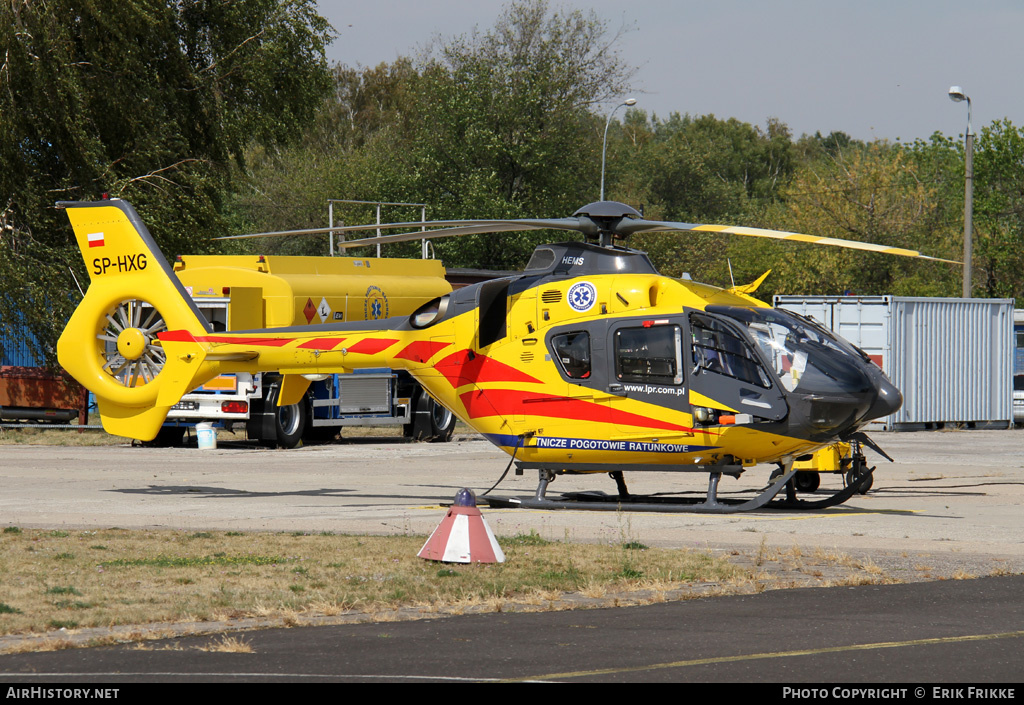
[705,306,873,396]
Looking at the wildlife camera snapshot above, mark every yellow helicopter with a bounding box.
[56,198,953,513]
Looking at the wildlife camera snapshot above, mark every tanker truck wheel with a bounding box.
[247,381,308,449]
[405,387,455,442]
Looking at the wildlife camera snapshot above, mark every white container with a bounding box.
[196,422,217,450]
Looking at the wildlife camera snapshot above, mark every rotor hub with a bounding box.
[573,201,642,247]
[116,328,149,361]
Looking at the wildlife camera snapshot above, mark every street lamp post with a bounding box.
[949,86,973,298]
[600,98,636,201]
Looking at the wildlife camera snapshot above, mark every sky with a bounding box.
[317,0,1022,143]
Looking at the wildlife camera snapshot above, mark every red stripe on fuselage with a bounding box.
[394,340,451,363]
[459,389,694,433]
[158,330,196,342]
[436,350,541,388]
[297,338,345,350]
[158,331,397,354]
[345,338,398,355]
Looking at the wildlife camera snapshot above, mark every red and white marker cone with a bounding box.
[418,489,505,564]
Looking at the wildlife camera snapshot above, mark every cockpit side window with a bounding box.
[615,325,683,385]
[690,314,772,389]
[551,332,591,379]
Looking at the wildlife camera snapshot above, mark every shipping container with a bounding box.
[1,313,87,424]
[1015,309,1024,376]
[1014,309,1023,424]
[773,296,1015,430]
[0,330,40,368]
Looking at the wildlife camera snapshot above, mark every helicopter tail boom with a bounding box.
[57,200,222,440]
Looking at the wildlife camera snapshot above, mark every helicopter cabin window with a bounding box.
[689,314,772,388]
[615,325,683,385]
[525,247,556,272]
[551,332,591,379]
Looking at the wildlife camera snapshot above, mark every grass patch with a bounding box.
[47,620,78,630]
[101,555,286,568]
[196,635,253,653]
[0,424,129,447]
[506,530,551,546]
[44,587,82,596]
[0,527,748,642]
[53,601,92,610]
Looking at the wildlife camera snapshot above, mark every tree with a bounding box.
[403,0,636,267]
[234,0,639,268]
[228,59,425,255]
[608,113,796,287]
[0,0,333,363]
[747,141,960,298]
[797,130,862,160]
[972,119,1024,303]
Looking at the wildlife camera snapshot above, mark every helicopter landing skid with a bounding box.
[766,465,874,510]
[483,465,868,514]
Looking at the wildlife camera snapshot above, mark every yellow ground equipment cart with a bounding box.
[792,441,874,494]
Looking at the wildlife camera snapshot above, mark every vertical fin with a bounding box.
[56,200,214,440]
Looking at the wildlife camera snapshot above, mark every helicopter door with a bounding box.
[686,311,788,421]
[602,320,691,436]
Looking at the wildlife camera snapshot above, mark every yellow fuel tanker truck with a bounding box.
[152,254,455,447]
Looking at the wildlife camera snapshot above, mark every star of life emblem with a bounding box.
[567,281,597,312]
[364,285,389,320]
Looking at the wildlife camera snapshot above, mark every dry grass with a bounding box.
[0,419,472,446]
[0,527,746,643]
[952,569,978,580]
[195,635,254,653]
[0,425,129,447]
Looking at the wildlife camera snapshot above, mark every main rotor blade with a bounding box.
[215,218,586,241]
[215,208,957,264]
[617,219,961,264]
[332,218,588,250]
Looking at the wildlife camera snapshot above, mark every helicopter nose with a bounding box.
[792,360,901,439]
[865,377,902,422]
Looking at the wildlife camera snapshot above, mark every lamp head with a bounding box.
[948,86,967,103]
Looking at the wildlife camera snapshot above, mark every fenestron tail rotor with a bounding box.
[97,299,168,388]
